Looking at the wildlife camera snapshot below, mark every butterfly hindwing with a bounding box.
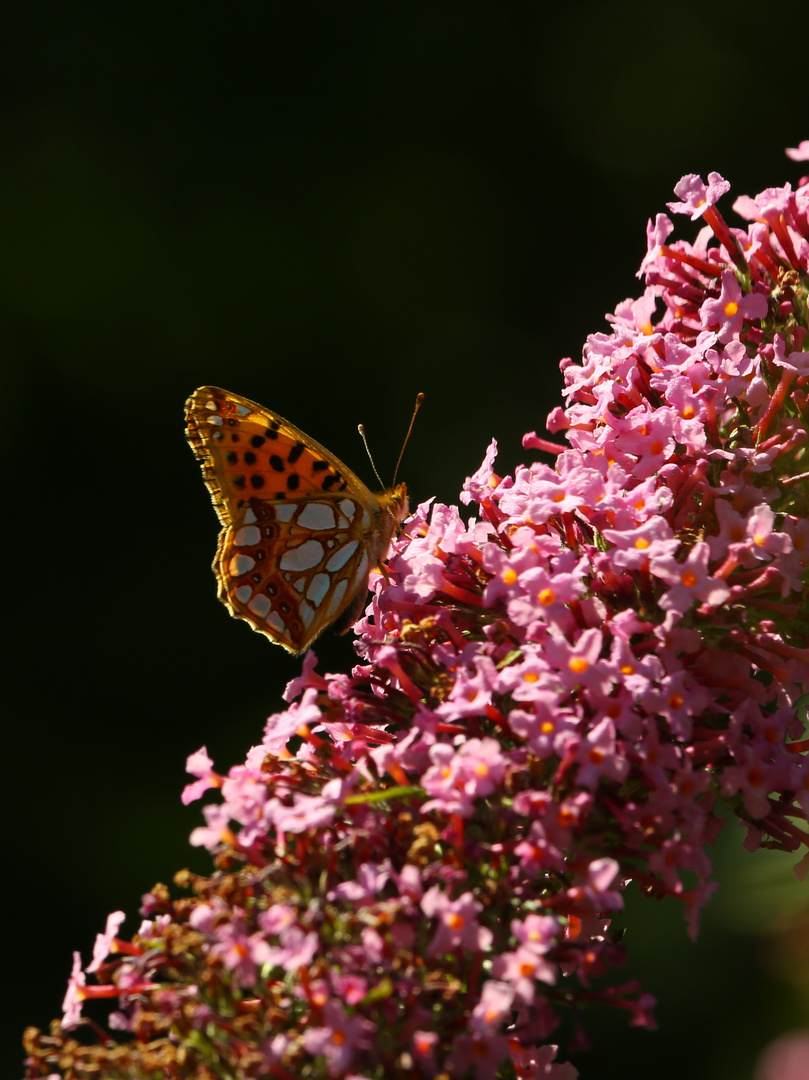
[186,387,408,653]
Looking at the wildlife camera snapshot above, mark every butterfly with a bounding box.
[185,387,409,654]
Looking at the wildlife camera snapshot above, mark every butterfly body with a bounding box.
[186,387,408,654]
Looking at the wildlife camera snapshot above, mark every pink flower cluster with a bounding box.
[28,146,809,1080]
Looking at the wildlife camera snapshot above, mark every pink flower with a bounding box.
[509,1042,579,1079]
[491,946,556,1002]
[543,629,613,697]
[567,858,624,914]
[601,516,679,570]
[269,924,319,972]
[436,656,498,721]
[513,913,561,953]
[639,212,674,274]
[411,1029,439,1071]
[469,980,515,1032]
[755,1030,809,1080]
[461,438,501,505]
[87,911,126,973]
[189,802,235,852]
[303,1000,375,1077]
[263,686,324,755]
[421,888,493,956]
[450,1030,510,1080]
[61,952,86,1029]
[573,718,629,789]
[257,903,296,935]
[720,744,780,821]
[210,919,274,987]
[785,141,809,162]
[269,774,353,833]
[182,747,222,805]
[667,171,731,219]
[699,270,768,343]
[650,541,732,612]
[421,737,507,816]
[771,332,809,376]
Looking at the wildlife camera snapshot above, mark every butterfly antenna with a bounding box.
[358,423,386,489]
[392,391,425,486]
[358,393,424,490]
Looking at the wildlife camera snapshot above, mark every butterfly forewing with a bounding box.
[186,387,408,653]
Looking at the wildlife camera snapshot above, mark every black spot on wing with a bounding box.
[322,472,347,492]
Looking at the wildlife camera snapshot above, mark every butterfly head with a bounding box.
[381,482,409,536]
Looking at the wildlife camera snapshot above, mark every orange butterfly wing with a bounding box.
[185,387,408,654]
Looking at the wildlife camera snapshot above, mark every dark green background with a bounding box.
[6,4,808,1078]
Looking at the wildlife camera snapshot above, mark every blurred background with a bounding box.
[5,3,808,1077]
